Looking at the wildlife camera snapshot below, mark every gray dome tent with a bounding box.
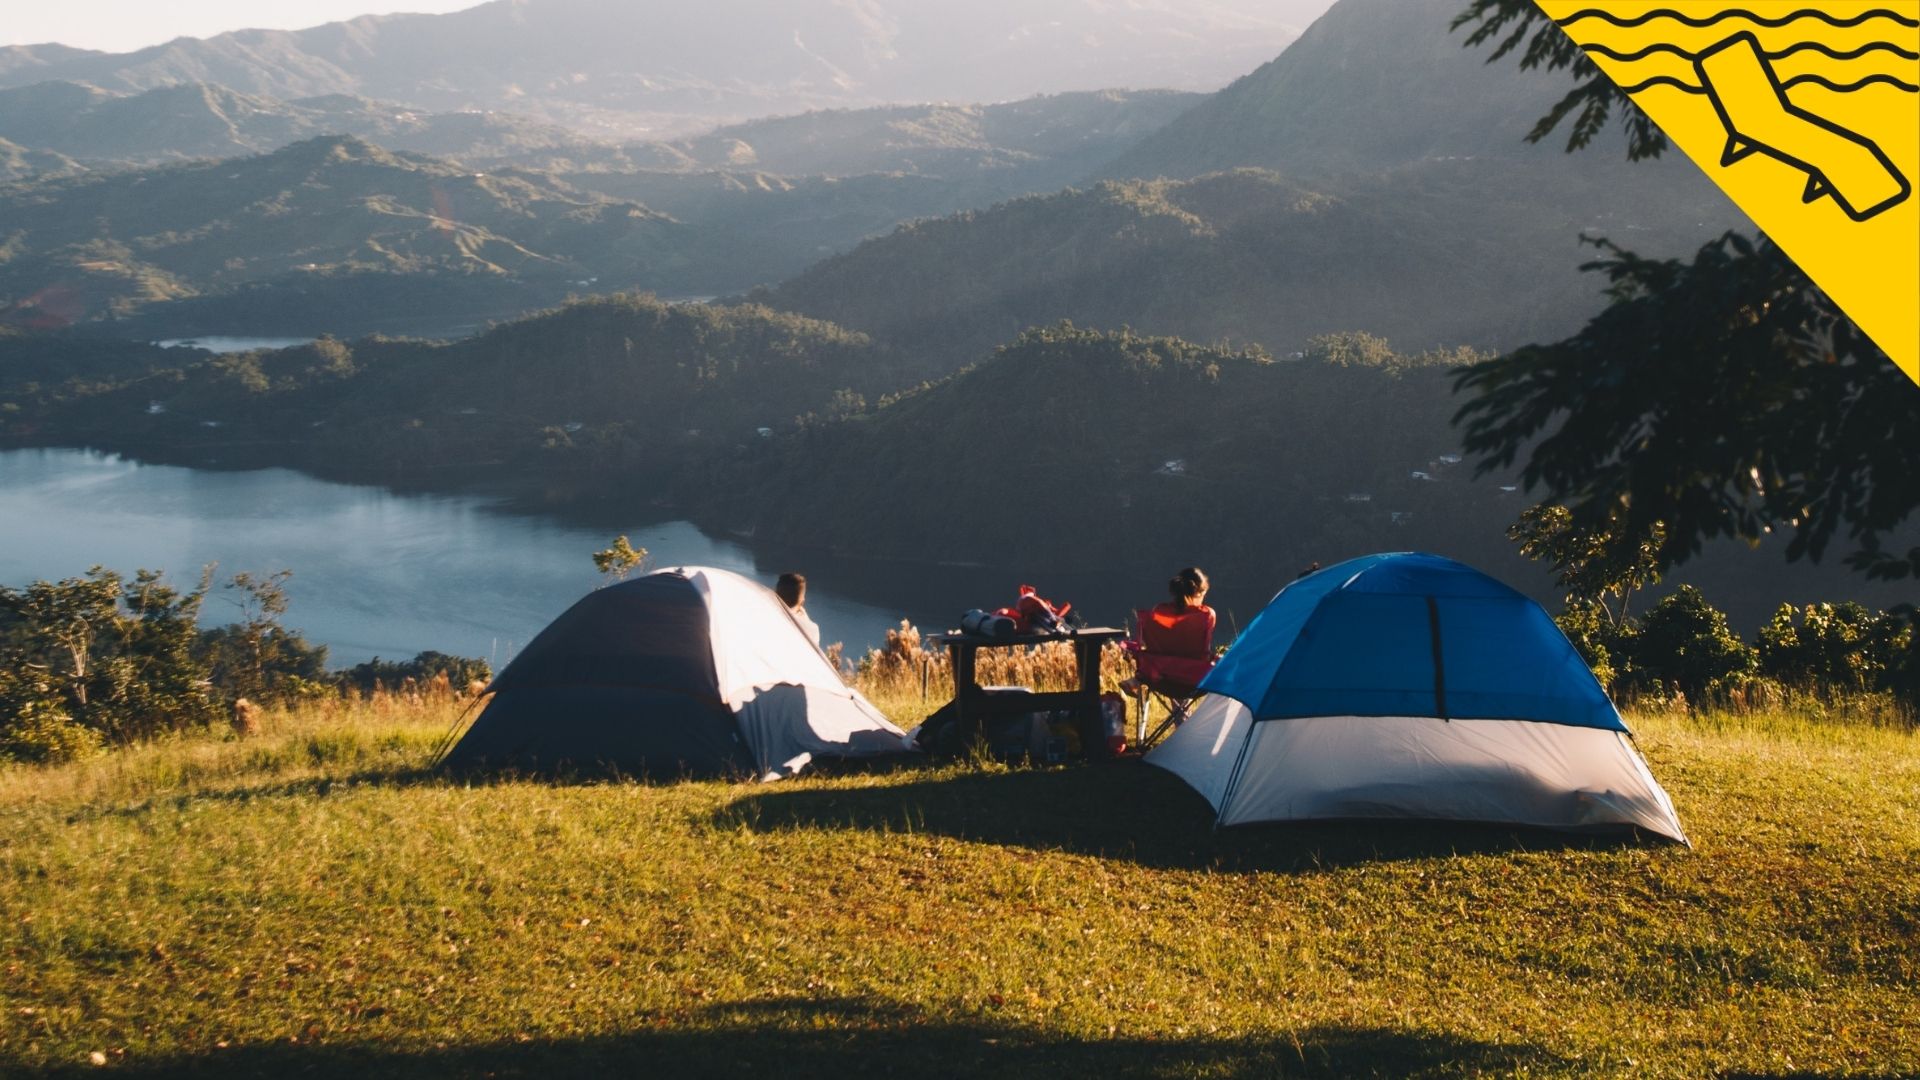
[441,566,912,779]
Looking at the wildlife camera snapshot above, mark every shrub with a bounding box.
[197,625,331,706]
[0,568,220,746]
[0,671,105,764]
[1756,602,1911,697]
[339,651,492,696]
[1630,586,1758,704]
[1554,597,1638,690]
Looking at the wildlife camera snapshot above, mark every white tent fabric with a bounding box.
[682,567,912,779]
[1150,695,1688,841]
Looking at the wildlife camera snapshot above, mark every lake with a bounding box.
[0,448,984,668]
[1,447,1873,676]
[156,336,317,354]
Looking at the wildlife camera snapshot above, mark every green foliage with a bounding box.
[197,625,330,707]
[0,669,102,763]
[695,323,1508,576]
[0,567,219,753]
[1511,504,1664,626]
[1451,0,1920,608]
[1456,235,1916,576]
[1757,603,1912,698]
[1553,597,1637,691]
[1631,586,1757,704]
[592,536,649,583]
[1450,0,1667,159]
[196,570,331,707]
[11,294,902,491]
[337,651,492,695]
[1305,331,1396,368]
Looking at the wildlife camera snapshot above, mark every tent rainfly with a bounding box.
[1148,553,1688,843]
[441,566,914,780]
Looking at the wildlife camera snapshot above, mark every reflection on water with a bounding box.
[0,449,951,668]
[0,449,1255,672]
[156,336,317,354]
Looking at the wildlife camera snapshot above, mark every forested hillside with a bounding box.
[760,162,1736,374]
[1,295,900,494]
[639,91,1203,180]
[684,323,1912,625]
[0,136,720,334]
[0,89,1214,336]
[693,324,1513,571]
[556,91,1212,290]
[0,137,80,182]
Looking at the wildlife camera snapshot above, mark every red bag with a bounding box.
[1012,584,1071,632]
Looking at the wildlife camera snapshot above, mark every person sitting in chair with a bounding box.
[775,572,821,648]
[1154,566,1215,653]
[1123,567,1216,695]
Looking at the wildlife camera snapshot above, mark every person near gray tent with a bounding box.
[439,566,912,780]
[776,571,821,648]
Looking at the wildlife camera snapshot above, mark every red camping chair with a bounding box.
[1123,605,1216,749]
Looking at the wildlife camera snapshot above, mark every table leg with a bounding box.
[952,644,978,742]
[1076,638,1106,758]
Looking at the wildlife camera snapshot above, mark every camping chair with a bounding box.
[1122,606,1215,750]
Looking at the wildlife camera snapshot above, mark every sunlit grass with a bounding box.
[1,685,1915,1078]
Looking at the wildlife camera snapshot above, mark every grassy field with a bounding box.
[1,690,1916,1078]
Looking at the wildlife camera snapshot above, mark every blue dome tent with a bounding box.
[1147,553,1687,842]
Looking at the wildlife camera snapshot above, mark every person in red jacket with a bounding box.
[1125,567,1217,696]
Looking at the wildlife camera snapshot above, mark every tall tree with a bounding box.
[1448,0,1920,582]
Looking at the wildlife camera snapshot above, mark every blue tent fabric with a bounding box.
[1199,553,1626,733]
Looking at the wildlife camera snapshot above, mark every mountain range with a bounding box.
[758,159,1737,375]
[1105,0,1616,181]
[0,0,1329,139]
[0,136,707,335]
[0,86,1214,335]
[0,137,81,183]
[758,0,1745,367]
[0,80,630,169]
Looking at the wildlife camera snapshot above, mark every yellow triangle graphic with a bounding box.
[1537,0,1920,384]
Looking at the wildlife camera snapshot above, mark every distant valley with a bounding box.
[5,0,1845,625]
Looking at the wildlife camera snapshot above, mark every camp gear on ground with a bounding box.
[1100,691,1129,756]
[929,627,1128,760]
[440,566,914,780]
[1147,553,1688,843]
[916,685,1072,762]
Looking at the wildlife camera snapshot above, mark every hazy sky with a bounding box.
[1,2,482,52]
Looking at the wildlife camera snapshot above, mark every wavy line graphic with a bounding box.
[1781,73,1920,93]
[1619,74,1920,94]
[1580,42,1920,63]
[1617,76,1712,94]
[1557,8,1920,30]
